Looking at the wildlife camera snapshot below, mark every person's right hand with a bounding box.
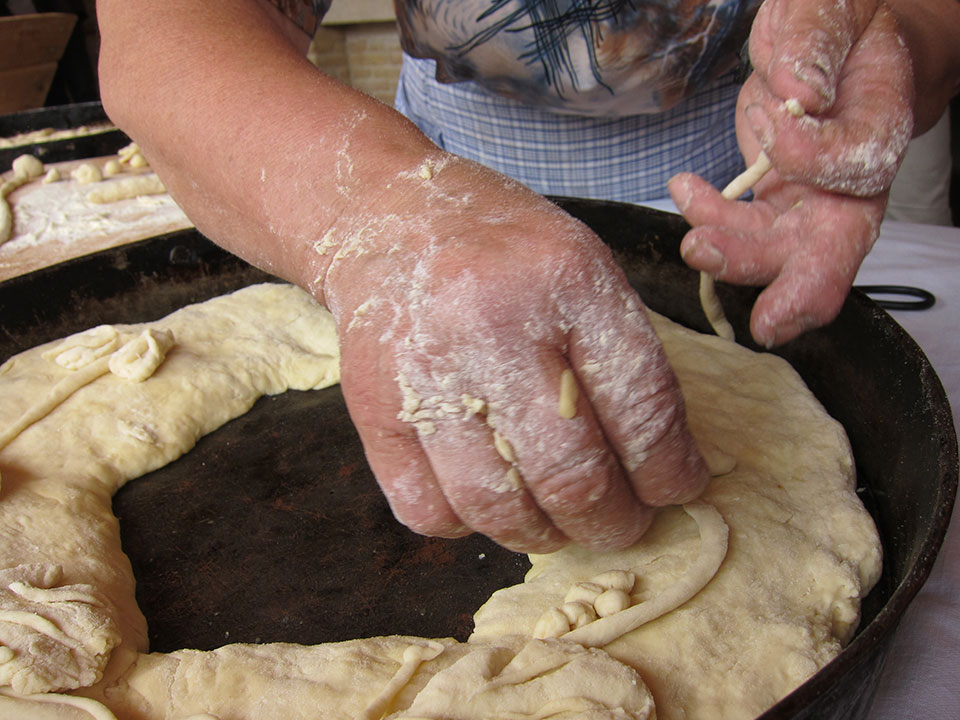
[319,153,709,553]
[96,0,707,554]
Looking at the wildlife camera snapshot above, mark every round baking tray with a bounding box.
[0,198,955,719]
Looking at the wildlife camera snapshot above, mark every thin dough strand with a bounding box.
[561,502,729,648]
[0,688,118,720]
[697,151,773,341]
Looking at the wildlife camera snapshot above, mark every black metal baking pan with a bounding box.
[0,198,955,720]
[0,101,129,168]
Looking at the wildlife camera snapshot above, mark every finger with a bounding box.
[669,173,787,282]
[508,352,653,549]
[749,254,855,347]
[339,346,468,539]
[425,349,652,552]
[566,291,709,508]
[669,171,779,231]
[363,427,471,538]
[417,400,571,553]
[680,223,789,287]
[749,0,876,112]
[747,195,884,347]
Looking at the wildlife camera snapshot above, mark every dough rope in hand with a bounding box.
[697,151,772,342]
[698,99,805,341]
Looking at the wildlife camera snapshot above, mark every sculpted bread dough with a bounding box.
[0,283,881,720]
[0,147,190,283]
[473,311,882,719]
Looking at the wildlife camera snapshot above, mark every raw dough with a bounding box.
[71,164,103,185]
[699,272,735,341]
[697,149,777,341]
[557,368,578,419]
[86,175,166,205]
[0,284,341,700]
[0,284,881,720]
[1,154,46,246]
[0,156,191,282]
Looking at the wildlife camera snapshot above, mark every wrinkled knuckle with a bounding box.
[447,476,524,524]
[446,486,563,552]
[640,449,709,507]
[619,387,687,471]
[529,449,617,512]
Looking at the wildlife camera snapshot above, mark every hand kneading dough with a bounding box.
[471,312,882,720]
[0,283,881,720]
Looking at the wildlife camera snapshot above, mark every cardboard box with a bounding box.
[0,13,77,114]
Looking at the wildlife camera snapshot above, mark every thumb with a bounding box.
[749,0,878,113]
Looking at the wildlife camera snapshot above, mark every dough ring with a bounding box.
[0,283,881,720]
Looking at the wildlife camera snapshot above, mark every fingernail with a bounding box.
[795,59,836,107]
[745,104,775,153]
[757,314,816,349]
[681,236,726,274]
[751,313,778,349]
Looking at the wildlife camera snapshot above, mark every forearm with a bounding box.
[886,0,960,134]
[96,0,437,303]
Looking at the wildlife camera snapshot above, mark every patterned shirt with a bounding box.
[268,1,756,201]
[273,1,758,116]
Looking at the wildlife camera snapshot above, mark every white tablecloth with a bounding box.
[857,220,960,720]
[639,202,960,718]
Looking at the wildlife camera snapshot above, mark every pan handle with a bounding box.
[854,285,936,311]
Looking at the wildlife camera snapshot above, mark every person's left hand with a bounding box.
[668,0,914,347]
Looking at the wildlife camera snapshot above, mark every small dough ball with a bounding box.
[117,141,140,163]
[533,607,570,639]
[560,601,598,629]
[594,589,632,617]
[785,98,805,118]
[698,439,738,476]
[42,168,61,184]
[564,581,604,606]
[12,154,44,180]
[128,152,149,169]
[71,163,103,184]
[103,159,123,177]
